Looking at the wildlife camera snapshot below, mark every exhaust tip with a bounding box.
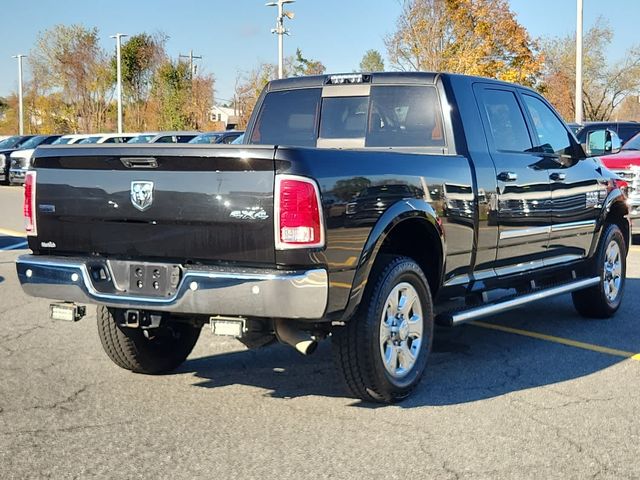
[295,339,318,356]
[274,319,318,356]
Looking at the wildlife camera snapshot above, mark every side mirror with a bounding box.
[585,129,622,157]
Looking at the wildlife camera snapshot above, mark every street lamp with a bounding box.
[266,0,295,79]
[110,33,128,133]
[575,0,583,124]
[12,54,26,135]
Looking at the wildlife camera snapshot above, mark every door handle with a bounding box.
[549,172,566,182]
[497,171,518,182]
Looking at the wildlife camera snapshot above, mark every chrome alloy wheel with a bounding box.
[603,240,623,302]
[379,282,424,378]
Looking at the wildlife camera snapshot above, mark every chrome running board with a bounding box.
[440,277,600,326]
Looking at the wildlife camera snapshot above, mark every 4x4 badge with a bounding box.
[131,181,154,211]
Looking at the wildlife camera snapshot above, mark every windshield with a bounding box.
[79,136,101,144]
[52,137,73,145]
[231,134,245,144]
[128,135,155,144]
[18,135,46,150]
[0,135,26,149]
[622,133,640,151]
[189,133,222,144]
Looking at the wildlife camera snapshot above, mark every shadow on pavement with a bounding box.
[0,234,27,251]
[179,278,639,407]
[0,275,4,284]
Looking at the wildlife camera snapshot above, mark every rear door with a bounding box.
[474,85,553,273]
[520,92,603,261]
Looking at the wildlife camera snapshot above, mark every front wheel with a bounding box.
[572,223,626,318]
[97,307,201,374]
[332,255,434,403]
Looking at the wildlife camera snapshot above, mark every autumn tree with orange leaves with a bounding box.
[386,0,543,86]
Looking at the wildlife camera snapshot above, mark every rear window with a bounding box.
[366,86,445,147]
[250,85,445,148]
[319,96,368,139]
[251,88,322,147]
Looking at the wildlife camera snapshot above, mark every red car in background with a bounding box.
[598,132,640,235]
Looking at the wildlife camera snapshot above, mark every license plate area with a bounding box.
[210,316,246,337]
[128,262,181,297]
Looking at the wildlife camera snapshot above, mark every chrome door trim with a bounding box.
[499,220,596,241]
[499,226,551,240]
[550,220,596,232]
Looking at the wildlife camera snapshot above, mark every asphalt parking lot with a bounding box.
[0,184,639,479]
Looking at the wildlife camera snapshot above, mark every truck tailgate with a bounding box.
[30,145,277,265]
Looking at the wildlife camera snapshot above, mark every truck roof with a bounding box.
[266,72,528,92]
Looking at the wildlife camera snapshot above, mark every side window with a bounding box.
[481,89,533,153]
[366,86,445,147]
[250,88,322,147]
[522,94,572,155]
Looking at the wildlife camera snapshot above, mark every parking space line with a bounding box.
[470,320,640,361]
[0,227,25,238]
[4,241,28,250]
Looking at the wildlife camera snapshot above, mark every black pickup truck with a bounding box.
[16,72,629,403]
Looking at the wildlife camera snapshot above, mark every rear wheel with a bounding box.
[97,306,201,374]
[572,223,626,318]
[332,255,434,403]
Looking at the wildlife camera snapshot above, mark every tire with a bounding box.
[572,223,626,318]
[97,306,201,374]
[332,255,434,403]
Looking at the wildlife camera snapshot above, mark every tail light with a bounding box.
[275,174,324,250]
[24,171,37,236]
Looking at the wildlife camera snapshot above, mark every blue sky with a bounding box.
[0,0,638,103]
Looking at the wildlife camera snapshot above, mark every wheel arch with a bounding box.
[339,199,445,322]
[592,189,630,256]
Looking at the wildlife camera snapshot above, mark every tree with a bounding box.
[0,94,18,135]
[149,60,191,130]
[234,63,278,128]
[114,33,167,131]
[29,24,114,132]
[385,0,542,86]
[185,73,216,130]
[146,58,214,131]
[291,48,326,76]
[540,19,640,121]
[360,49,385,72]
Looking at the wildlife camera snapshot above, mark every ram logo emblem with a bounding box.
[131,181,154,211]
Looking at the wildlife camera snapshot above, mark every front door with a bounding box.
[474,85,553,275]
[519,92,603,262]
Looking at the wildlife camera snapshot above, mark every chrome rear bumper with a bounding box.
[16,255,328,319]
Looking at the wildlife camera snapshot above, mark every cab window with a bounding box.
[481,89,533,153]
[522,94,572,156]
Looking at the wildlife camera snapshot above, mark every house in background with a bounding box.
[209,105,240,129]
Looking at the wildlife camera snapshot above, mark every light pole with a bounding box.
[111,33,128,133]
[12,54,26,135]
[266,0,295,79]
[575,0,583,124]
